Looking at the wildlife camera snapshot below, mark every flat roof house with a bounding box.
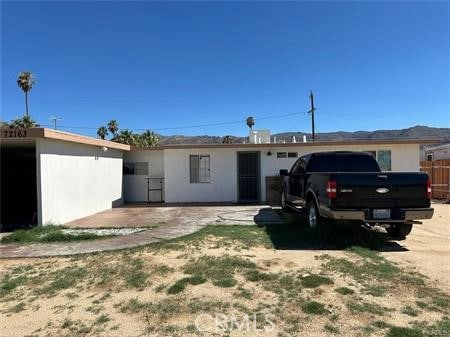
[0,128,437,229]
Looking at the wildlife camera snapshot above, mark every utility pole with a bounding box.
[308,91,316,141]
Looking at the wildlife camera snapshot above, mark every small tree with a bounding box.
[17,71,35,116]
[97,126,108,140]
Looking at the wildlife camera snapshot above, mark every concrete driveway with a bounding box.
[65,203,285,228]
[0,204,285,258]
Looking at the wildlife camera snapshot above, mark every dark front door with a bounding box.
[238,152,260,202]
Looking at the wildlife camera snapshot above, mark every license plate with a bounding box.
[373,209,391,219]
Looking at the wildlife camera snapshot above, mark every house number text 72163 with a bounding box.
[3,130,28,138]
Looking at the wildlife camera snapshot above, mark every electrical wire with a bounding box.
[38,111,309,132]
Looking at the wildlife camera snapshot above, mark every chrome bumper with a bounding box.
[319,206,434,223]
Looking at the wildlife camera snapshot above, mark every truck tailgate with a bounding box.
[333,172,430,209]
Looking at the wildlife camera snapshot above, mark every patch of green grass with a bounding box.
[387,327,423,337]
[363,285,387,297]
[415,301,427,309]
[335,287,355,295]
[426,317,450,335]
[94,314,110,325]
[0,275,28,297]
[124,257,149,289]
[183,255,256,288]
[372,320,391,329]
[1,225,105,244]
[346,300,390,316]
[324,323,339,334]
[302,301,328,315]
[116,298,147,314]
[244,270,277,282]
[36,266,87,295]
[234,286,253,299]
[362,325,376,335]
[61,318,74,329]
[187,298,230,314]
[150,225,273,250]
[300,274,333,288]
[401,305,420,317]
[167,275,206,294]
[322,254,400,285]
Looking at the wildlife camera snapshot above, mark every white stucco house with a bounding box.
[0,128,437,228]
[422,143,450,161]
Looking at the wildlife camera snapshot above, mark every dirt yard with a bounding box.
[381,202,450,292]
[0,204,449,337]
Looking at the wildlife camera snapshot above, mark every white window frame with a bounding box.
[190,155,210,183]
[363,150,391,171]
[123,162,149,175]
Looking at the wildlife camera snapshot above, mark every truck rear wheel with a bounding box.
[386,223,413,238]
[307,201,324,230]
[281,189,291,212]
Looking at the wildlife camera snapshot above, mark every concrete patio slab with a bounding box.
[0,204,285,258]
[65,203,284,228]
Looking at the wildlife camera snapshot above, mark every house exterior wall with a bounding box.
[123,150,164,202]
[425,147,450,161]
[37,138,124,225]
[164,148,238,203]
[162,143,420,203]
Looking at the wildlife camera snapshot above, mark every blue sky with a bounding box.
[1,1,449,137]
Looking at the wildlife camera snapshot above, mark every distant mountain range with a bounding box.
[158,125,450,145]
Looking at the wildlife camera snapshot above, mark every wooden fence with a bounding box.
[420,160,450,200]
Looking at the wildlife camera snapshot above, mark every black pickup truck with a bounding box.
[280,151,434,238]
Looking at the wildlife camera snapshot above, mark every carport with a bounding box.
[0,139,38,231]
[1,128,129,231]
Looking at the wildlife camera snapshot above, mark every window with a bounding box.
[288,152,298,158]
[277,152,287,158]
[377,150,391,171]
[427,154,433,161]
[123,162,149,175]
[190,155,210,183]
[363,150,392,171]
[308,153,380,172]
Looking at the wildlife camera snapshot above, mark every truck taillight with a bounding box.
[327,179,337,199]
[426,177,432,199]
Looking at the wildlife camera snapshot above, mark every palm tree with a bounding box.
[116,129,135,145]
[9,115,39,128]
[107,120,119,137]
[246,116,255,130]
[97,126,108,140]
[140,129,159,147]
[17,71,35,116]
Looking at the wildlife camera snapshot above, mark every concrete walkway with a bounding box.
[0,205,285,258]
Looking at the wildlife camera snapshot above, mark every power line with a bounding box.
[39,111,308,132]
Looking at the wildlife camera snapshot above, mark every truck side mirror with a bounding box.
[279,169,289,176]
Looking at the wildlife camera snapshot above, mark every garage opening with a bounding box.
[0,141,38,232]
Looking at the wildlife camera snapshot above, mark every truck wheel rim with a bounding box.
[309,206,317,228]
[281,191,286,208]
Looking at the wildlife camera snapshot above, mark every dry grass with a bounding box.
[0,224,449,337]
